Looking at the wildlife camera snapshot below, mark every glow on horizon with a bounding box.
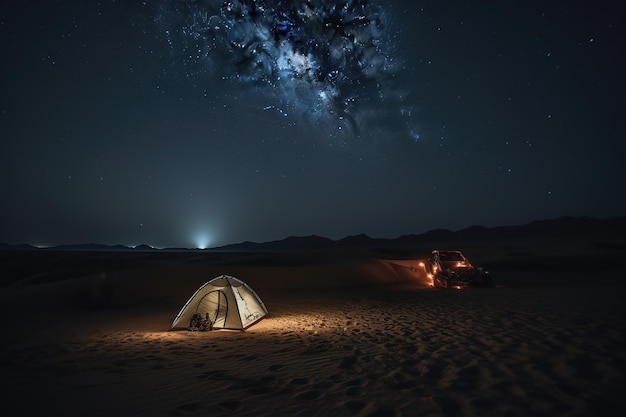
[194,233,212,250]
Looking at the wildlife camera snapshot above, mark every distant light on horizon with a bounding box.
[194,233,211,250]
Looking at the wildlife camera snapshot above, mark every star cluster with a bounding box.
[156,0,415,138]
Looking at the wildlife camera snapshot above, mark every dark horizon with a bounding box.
[3,215,624,251]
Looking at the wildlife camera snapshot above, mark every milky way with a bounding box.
[156,0,417,140]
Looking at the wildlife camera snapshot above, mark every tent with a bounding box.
[171,275,268,331]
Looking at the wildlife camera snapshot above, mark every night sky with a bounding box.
[1,0,625,249]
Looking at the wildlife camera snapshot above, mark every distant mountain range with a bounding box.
[213,216,626,252]
[2,216,625,252]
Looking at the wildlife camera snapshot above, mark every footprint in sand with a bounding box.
[345,386,363,396]
[362,404,401,417]
[344,400,367,413]
[172,402,201,415]
[338,355,357,369]
[197,370,227,380]
[289,377,310,385]
[295,390,324,400]
[218,399,241,412]
[247,386,272,395]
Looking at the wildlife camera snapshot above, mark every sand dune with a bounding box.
[1,244,625,416]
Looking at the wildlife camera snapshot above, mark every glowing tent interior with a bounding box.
[171,275,268,331]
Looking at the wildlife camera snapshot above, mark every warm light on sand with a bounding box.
[418,261,435,287]
[251,316,347,335]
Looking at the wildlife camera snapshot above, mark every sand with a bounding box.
[1,245,625,417]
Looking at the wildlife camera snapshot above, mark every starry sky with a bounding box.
[1,0,625,249]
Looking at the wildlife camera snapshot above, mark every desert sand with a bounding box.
[1,242,625,417]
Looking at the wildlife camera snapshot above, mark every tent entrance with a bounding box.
[196,290,228,328]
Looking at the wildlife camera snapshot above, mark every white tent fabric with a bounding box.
[171,275,268,330]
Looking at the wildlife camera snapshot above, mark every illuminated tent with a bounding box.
[171,275,268,331]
